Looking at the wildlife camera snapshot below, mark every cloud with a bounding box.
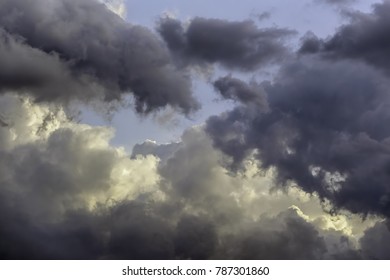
[153,127,368,259]
[301,1,390,75]
[0,94,165,259]
[157,17,295,71]
[219,207,327,259]
[1,0,389,260]
[360,220,390,259]
[100,0,127,18]
[174,215,217,260]
[206,56,390,218]
[131,140,181,162]
[213,75,269,110]
[0,0,199,114]
[0,95,373,259]
[0,94,162,219]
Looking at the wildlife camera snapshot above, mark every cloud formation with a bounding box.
[213,75,269,110]
[207,1,390,220]
[157,17,295,71]
[1,0,390,260]
[301,1,390,75]
[0,0,199,114]
[206,56,390,218]
[0,94,375,259]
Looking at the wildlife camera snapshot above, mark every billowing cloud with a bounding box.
[213,75,269,110]
[1,0,390,261]
[157,17,295,71]
[1,95,376,259]
[301,1,390,75]
[206,56,390,218]
[219,208,327,259]
[0,0,199,114]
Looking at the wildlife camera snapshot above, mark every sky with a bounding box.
[1,0,390,260]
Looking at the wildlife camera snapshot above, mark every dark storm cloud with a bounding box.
[301,1,390,75]
[206,57,390,218]
[174,215,217,260]
[106,201,176,260]
[213,75,269,110]
[299,32,324,54]
[157,17,295,71]
[0,0,199,113]
[2,0,389,259]
[220,208,327,259]
[0,28,91,102]
[0,199,103,259]
[360,220,390,259]
[0,113,8,127]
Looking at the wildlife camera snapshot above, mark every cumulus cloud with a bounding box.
[157,17,295,71]
[0,0,199,114]
[1,0,390,261]
[0,95,374,259]
[206,57,390,218]
[219,207,327,259]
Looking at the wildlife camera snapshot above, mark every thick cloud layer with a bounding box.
[2,0,390,260]
[0,0,199,114]
[205,1,390,220]
[158,17,294,71]
[0,95,372,259]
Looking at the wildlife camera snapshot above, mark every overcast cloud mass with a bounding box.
[1,0,390,260]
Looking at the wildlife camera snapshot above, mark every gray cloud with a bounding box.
[213,75,269,110]
[157,17,295,71]
[2,0,389,260]
[174,215,217,260]
[0,0,199,114]
[206,57,390,218]
[360,220,390,259]
[0,96,367,259]
[219,208,327,259]
[299,32,324,54]
[301,1,390,75]
[0,28,93,103]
